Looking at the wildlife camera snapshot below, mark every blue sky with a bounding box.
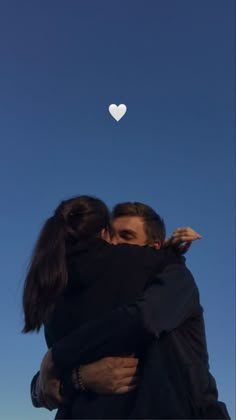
[0,1,235,419]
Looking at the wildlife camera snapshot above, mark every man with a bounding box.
[31,202,230,419]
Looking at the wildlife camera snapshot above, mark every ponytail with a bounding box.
[22,215,68,332]
[22,195,111,333]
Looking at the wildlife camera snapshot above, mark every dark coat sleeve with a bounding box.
[52,264,201,374]
[30,371,42,407]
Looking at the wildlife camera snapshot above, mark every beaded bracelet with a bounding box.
[75,366,87,392]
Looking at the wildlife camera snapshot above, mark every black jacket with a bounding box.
[31,239,230,419]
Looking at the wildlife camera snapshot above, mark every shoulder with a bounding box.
[110,243,186,266]
[160,262,199,294]
[112,243,161,259]
[111,243,168,272]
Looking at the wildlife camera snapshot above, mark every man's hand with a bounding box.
[37,349,66,411]
[79,355,140,394]
[164,227,202,254]
[36,353,139,410]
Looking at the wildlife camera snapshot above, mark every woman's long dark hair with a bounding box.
[22,195,111,333]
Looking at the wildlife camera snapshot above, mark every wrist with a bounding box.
[71,366,87,392]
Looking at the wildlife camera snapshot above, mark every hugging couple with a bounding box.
[22,195,230,419]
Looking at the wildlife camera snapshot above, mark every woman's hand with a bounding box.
[37,349,66,410]
[164,227,202,254]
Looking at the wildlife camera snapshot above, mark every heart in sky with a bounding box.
[109,104,127,121]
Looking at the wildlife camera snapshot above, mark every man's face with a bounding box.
[112,216,149,246]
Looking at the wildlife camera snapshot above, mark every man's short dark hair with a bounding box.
[112,202,166,245]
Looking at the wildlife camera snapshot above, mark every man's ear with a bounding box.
[100,228,111,243]
[152,241,161,250]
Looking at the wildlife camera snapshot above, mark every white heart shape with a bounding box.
[109,104,127,121]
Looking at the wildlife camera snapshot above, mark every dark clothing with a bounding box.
[30,239,182,416]
[49,263,229,419]
[31,239,230,419]
[45,238,180,346]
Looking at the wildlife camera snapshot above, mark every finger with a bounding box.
[120,353,136,358]
[44,395,61,410]
[43,386,64,409]
[49,390,64,405]
[106,356,139,367]
[116,357,139,367]
[172,234,201,241]
[42,397,55,411]
[173,226,201,233]
[116,375,140,388]
[173,227,195,233]
[114,384,138,394]
[38,387,51,409]
[115,367,139,379]
[173,229,202,238]
[37,392,48,408]
[114,375,141,389]
[171,235,201,243]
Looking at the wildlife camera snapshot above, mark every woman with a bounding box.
[22,195,197,419]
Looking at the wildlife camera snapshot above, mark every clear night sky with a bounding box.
[0,1,235,419]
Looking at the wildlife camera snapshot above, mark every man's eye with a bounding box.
[120,234,133,240]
